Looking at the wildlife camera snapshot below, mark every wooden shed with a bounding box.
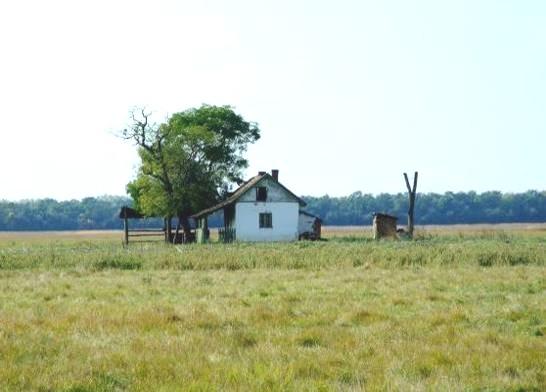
[298,210,322,240]
[372,213,398,240]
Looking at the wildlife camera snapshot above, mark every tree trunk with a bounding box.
[408,192,416,237]
[404,172,418,239]
[179,215,192,243]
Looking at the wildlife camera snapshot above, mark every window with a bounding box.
[256,186,267,202]
[259,213,272,228]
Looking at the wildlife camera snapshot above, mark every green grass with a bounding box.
[0,229,544,390]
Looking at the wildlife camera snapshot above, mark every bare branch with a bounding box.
[403,171,418,239]
[404,173,412,194]
[120,107,161,155]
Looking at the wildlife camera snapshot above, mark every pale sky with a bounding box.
[1,0,545,201]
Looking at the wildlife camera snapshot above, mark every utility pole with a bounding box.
[403,172,418,238]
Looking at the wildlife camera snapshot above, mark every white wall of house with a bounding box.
[235,202,299,242]
[298,213,316,235]
[238,177,295,203]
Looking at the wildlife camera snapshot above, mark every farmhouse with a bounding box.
[192,170,317,242]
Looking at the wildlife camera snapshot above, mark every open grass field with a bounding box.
[0,225,545,391]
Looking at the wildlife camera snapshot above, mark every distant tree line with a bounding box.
[303,190,546,225]
[0,196,160,231]
[0,190,545,231]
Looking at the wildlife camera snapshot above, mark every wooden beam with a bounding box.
[123,208,129,246]
[128,229,165,233]
[128,233,166,237]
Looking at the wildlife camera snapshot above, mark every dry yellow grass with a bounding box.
[1,222,544,243]
[0,226,544,390]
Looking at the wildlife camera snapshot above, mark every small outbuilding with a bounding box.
[372,212,398,240]
[119,206,170,244]
[298,210,322,240]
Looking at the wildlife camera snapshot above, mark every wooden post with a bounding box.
[203,217,209,242]
[123,208,129,246]
[165,216,172,243]
[173,218,181,244]
[403,171,418,238]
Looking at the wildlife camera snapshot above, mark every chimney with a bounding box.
[258,171,266,176]
[271,169,279,181]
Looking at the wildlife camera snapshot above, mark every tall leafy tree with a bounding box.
[123,105,260,240]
